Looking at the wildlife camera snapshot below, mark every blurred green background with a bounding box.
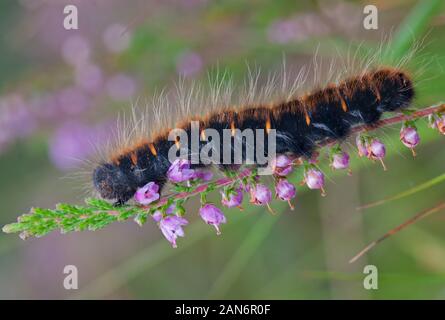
[0,0,444,299]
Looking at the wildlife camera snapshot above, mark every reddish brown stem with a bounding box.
[349,201,445,263]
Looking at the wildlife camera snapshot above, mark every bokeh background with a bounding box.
[0,0,444,299]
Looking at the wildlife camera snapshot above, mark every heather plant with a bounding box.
[4,104,444,256]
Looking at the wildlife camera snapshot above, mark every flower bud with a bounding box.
[275,179,296,201]
[331,151,350,170]
[221,188,243,208]
[199,204,227,235]
[158,215,188,248]
[134,182,160,205]
[304,168,325,196]
[368,138,387,170]
[356,135,369,157]
[272,154,293,176]
[250,183,276,214]
[400,126,420,156]
[167,159,196,183]
[304,169,324,189]
[275,179,296,209]
[194,169,213,181]
[250,183,272,205]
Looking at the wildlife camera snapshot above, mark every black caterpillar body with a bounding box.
[93,67,414,205]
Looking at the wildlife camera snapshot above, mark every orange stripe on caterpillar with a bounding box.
[148,143,157,156]
[266,118,271,133]
[130,152,138,166]
[231,121,236,136]
[340,96,348,112]
[304,109,311,125]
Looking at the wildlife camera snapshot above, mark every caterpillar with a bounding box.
[92,62,415,205]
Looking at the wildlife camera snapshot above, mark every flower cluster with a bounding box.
[356,135,387,170]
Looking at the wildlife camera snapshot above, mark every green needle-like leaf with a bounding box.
[2,198,147,239]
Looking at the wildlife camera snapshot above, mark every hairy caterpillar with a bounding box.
[92,61,415,205]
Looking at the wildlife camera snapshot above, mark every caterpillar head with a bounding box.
[390,71,415,109]
[374,69,415,111]
[93,163,136,205]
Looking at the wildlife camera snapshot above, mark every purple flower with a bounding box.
[152,210,163,223]
[356,135,369,157]
[29,94,59,120]
[199,204,227,235]
[367,138,387,170]
[152,204,182,223]
[61,35,90,67]
[368,138,386,160]
[106,74,137,101]
[158,215,189,248]
[304,169,325,191]
[400,126,420,150]
[272,154,293,176]
[49,122,95,170]
[331,151,350,170]
[134,182,160,205]
[0,94,36,141]
[176,51,203,77]
[221,188,243,208]
[250,183,272,205]
[275,179,296,201]
[75,64,103,93]
[194,169,213,181]
[167,159,196,183]
[165,204,178,215]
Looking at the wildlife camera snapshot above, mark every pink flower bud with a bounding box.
[304,169,325,190]
[331,151,350,170]
[194,169,213,181]
[134,182,160,205]
[250,183,272,205]
[158,215,188,248]
[368,138,386,160]
[221,188,243,208]
[199,204,227,235]
[367,138,387,170]
[400,126,420,150]
[356,135,369,157]
[152,204,179,223]
[152,210,163,222]
[167,159,195,183]
[275,179,296,201]
[272,155,293,176]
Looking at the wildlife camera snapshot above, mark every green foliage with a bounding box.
[388,0,444,62]
[359,173,445,210]
[2,198,146,239]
